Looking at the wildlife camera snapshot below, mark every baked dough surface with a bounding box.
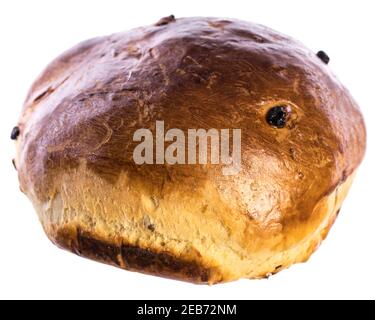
[15,17,366,283]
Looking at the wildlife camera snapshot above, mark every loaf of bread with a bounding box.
[13,16,366,284]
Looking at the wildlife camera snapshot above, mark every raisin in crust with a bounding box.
[14,17,366,284]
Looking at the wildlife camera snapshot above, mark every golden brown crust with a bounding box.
[14,17,366,283]
[34,169,356,283]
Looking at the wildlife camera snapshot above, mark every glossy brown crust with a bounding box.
[15,17,366,283]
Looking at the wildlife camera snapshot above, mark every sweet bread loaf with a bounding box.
[13,16,366,283]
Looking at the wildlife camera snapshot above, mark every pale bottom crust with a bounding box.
[32,172,355,284]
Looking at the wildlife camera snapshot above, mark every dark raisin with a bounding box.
[266,105,291,128]
[10,126,20,140]
[155,15,175,26]
[12,159,17,171]
[147,224,155,232]
[317,50,330,64]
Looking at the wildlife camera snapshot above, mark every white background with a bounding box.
[0,0,374,300]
